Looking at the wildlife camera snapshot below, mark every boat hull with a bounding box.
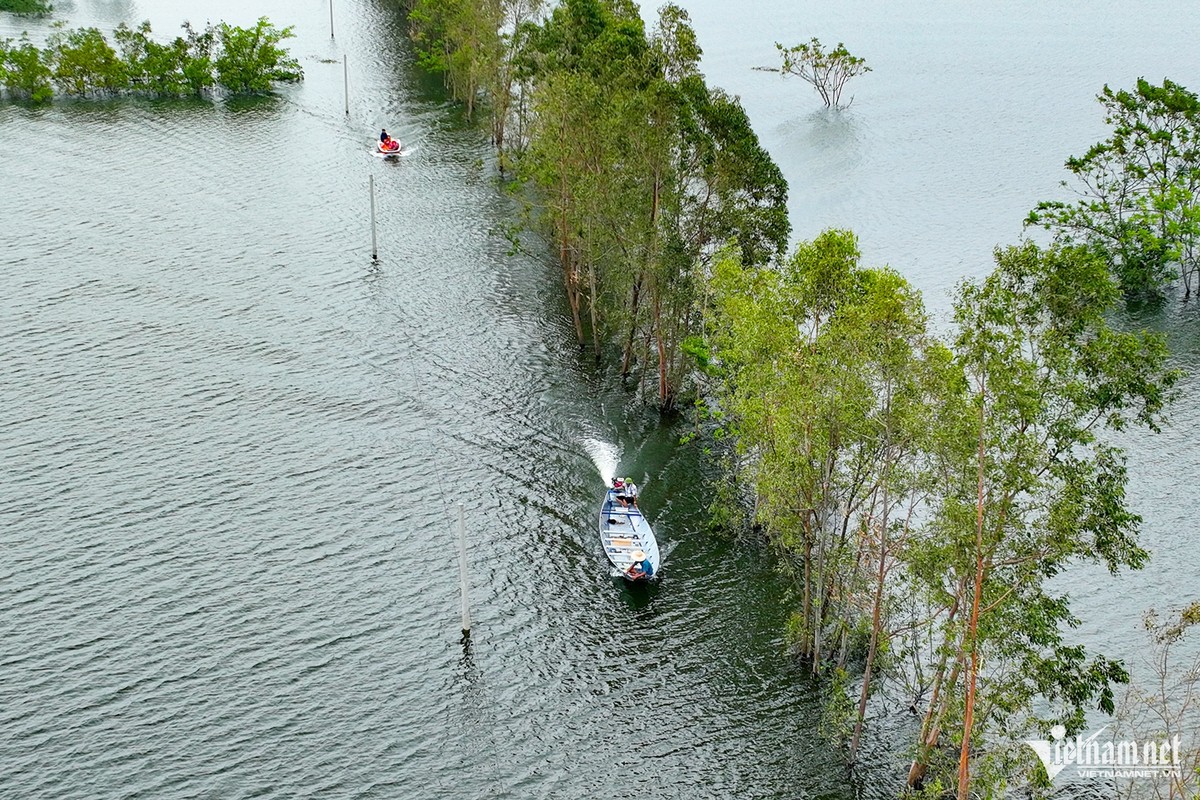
[599,489,660,580]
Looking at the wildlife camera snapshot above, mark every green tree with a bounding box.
[46,25,128,96]
[115,21,215,97]
[213,17,301,95]
[1027,78,1200,300]
[704,231,945,710]
[775,38,870,109]
[906,241,1178,797]
[1,34,53,102]
[0,0,53,15]
[408,0,505,118]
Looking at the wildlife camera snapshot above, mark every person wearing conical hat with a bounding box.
[626,549,653,580]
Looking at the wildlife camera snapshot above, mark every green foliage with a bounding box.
[214,17,301,94]
[706,232,1179,793]
[776,38,870,109]
[1,35,53,102]
[681,78,790,265]
[0,17,299,103]
[510,1,788,407]
[46,25,128,96]
[1027,78,1200,300]
[408,0,505,117]
[908,241,1180,793]
[705,230,943,665]
[115,21,215,97]
[0,0,53,15]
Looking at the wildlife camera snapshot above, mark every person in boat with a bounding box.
[626,550,653,580]
[619,474,638,506]
[612,476,631,508]
[380,130,400,152]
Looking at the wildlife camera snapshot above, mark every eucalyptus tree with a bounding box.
[416,0,787,408]
[1027,78,1200,300]
[408,0,506,118]
[515,0,652,350]
[705,231,945,712]
[906,242,1179,797]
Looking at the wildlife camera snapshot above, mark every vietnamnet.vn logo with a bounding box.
[1025,724,1184,781]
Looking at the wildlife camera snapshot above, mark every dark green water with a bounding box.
[2,1,1197,798]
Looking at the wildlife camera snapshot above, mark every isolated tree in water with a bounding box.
[775,38,869,109]
[1027,78,1200,301]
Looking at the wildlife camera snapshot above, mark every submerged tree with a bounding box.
[0,17,300,102]
[775,38,870,109]
[906,242,1179,797]
[512,0,787,408]
[0,0,54,15]
[705,230,950,757]
[213,17,301,94]
[0,35,53,102]
[45,24,128,96]
[1114,603,1200,800]
[1027,78,1200,301]
[114,21,216,97]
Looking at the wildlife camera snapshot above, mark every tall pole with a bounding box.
[456,503,472,637]
[343,55,349,116]
[329,0,335,38]
[369,174,378,262]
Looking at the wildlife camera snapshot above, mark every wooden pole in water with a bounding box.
[343,55,349,116]
[369,174,378,262]
[329,0,335,38]
[456,503,472,636]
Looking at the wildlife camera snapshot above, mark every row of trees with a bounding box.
[698,78,1199,795]
[404,0,788,409]
[704,229,1179,796]
[399,1,1194,789]
[0,17,302,103]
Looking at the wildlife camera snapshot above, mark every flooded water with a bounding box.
[1,1,1197,798]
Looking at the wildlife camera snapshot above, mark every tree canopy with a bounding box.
[1028,78,1200,301]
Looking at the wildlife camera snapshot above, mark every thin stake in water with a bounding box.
[369,174,378,262]
[456,503,472,636]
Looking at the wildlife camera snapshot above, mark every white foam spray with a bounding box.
[581,437,619,486]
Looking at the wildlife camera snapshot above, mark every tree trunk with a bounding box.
[801,519,813,660]
[811,531,825,676]
[588,240,600,358]
[907,592,963,789]
[957,380,988,800]
[621,275,642,376]
[850,506,888,762]
[651,294,669,407]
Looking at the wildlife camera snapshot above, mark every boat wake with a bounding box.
[581,437,619,486]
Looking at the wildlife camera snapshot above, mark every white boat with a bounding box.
[377,140,402,156]
[599,488,660,581]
